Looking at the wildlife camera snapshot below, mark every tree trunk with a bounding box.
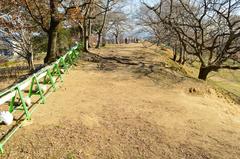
[96,1,110,48]
[102,32,106,47]
[181,50,186,65]
[198,65,212,80]
[177,46,186,65]
[96,0,110,48]
[173,46,177,61]
[96,32,101,48]
[44,19,59,63]
[125,38,128,44]
[177,46,182,64]
[83,19,89,52]
[115,35,119,44]
[44,0,60,64]
[79,25,84,43]
[88,19,92,48]
[27,53,35,71]
[85,36,89,51]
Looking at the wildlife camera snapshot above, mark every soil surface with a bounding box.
[2,44,240,159]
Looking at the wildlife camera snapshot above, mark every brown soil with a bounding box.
[1,44,240,159]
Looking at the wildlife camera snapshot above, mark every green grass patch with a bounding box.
[0,61,20,68]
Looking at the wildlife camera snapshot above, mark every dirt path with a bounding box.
[2,44,240,159]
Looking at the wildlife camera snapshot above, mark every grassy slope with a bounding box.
[208,70,240,97]
[185,61,240,97]
[158,45,240,98]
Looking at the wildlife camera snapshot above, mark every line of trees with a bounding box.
[141,0,240,80]
[0,0,129,70]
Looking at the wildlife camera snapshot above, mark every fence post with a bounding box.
[0,43,82,154]
[16,87,30,120]
[53,64,63,82]
[46,69,56,91]
[9,92,16,113]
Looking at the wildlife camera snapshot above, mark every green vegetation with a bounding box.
[0,61,20,68]
[183,60,240,98]
[208,70,240,97]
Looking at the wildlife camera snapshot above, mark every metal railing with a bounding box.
[0,43,82,153]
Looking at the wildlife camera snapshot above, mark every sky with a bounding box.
[124,0,157,15]
[122,0,157,38]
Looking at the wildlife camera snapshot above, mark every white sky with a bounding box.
[122,0,157,38]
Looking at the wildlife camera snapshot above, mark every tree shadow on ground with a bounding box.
[74,52,191,88]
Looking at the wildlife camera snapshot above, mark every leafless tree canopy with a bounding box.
[1,0,239,80]
[0,0,125,65]
[143,0,240,80]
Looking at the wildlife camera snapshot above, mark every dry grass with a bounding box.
[1,43,240,159]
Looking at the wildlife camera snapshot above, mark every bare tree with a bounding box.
[17,0,89,63]
[137,5,185,63]
[0,2,37,70]
[107,12,129,44]
[144,0,240,80]
[93,0,122,48]
[69,0,98,52]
